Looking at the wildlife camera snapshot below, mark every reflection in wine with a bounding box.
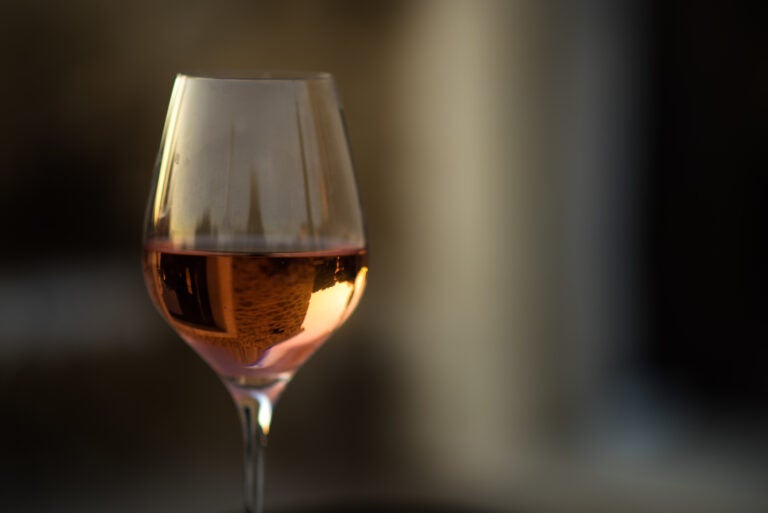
[143,244,368,387]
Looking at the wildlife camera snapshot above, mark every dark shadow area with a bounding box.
[269,504,508,513]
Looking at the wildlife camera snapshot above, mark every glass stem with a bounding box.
[231,387,273,513]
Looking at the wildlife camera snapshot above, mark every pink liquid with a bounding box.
[143,244,367,387]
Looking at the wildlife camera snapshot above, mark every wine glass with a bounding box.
[141,72,368,513]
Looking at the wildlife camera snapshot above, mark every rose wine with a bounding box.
[143,243,367,386]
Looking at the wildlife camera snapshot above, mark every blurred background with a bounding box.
[1,0,765,512]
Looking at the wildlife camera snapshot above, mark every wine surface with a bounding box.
[142,244,367,384]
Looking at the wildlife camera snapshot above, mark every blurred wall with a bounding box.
[1,1,766,513]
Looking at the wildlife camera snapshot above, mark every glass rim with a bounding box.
[177,70,334,82]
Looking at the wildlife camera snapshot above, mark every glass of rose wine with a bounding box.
[141,72,368,513]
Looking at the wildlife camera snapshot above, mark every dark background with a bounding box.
[644,0,767,409]
[1,1,765,512]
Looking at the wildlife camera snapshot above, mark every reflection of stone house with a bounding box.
[151,251,315,365]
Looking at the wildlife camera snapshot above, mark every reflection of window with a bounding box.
[159,253,219,330]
